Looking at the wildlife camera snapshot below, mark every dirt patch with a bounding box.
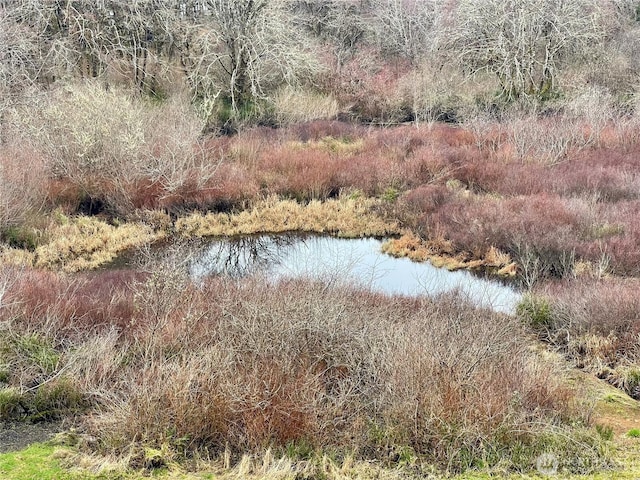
[0,421,63,453]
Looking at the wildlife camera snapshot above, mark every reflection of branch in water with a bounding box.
[191,234,300,279]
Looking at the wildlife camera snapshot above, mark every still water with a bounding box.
[190,235,521,313]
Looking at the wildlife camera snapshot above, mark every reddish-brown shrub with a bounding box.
[541,278,640,338]
[453,158,552,196]
[0,262,597,470]
[257,146,341,200]
[552,149,640,202]
[590,200,640,276]
[322,50,413,123]
[0,144,48,229]
[427,124,477,147]
[401,184,455,217]
[4,267,142,339]
[398,192,592,278]
[45,178,85,213]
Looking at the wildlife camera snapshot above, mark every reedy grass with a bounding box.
[0,215,165,272]
[2,441,639,480]
[381,233,517,275]
[175,196,400,238]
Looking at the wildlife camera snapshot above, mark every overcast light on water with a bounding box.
[191,235,521,314]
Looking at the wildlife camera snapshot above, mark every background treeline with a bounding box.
[1,0,640,132]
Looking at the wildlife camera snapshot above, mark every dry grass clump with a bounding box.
[0,215,165,272]
[175,196,400,238]
[0,262,605,473]
[382,233,516,275]
[272,86,340,125]
[34,217,165,272]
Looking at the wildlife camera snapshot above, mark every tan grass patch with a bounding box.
[0,246,36,268]
[58,447,414,480]
[485,245,512,266]
[175,197,400,238]
[272,86,340,125]
[0,215,165,272]
[287,136,364,155]
[380,232,433,262]
[382,233,516,275]
[34,217,165,272]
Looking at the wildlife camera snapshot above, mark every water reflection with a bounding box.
[191,235,297,278]
[191,235,521,313]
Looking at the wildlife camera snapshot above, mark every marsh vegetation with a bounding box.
[1,0,640,478]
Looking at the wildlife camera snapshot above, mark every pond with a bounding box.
[190,235,521,314]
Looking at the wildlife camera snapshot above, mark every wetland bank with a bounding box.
[0,196,627,477]
[2,123,640,477]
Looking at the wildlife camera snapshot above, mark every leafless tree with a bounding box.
[48,1,181,92]
[183,0,321,123]
[293,0,366,72]
[437,0,614,100]
[0,8,40,90]
[370,0,439,63]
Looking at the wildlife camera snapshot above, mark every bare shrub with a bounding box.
[611,90,640,150]
[140,96,214,196]
[370,0,438,63]
[554,152,640,202]
[322,48,413,124]
[256,144,342,200]
[19,82,213,215]
[594,199,640,276]
[381,294,580,467]
[0,258,603,471]
[613,114,640,151]
[505,114,585,165]
[3,268,141,341]
[71,268,592,470]
[564,86,614,147]
[401,62,496,124]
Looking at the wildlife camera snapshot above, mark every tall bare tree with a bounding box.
[370,0,439,63]
[438,0,612,99]
[182,0,320,123]
[293,0,366,72]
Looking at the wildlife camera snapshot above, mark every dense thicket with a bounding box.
[1,0,639,129]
